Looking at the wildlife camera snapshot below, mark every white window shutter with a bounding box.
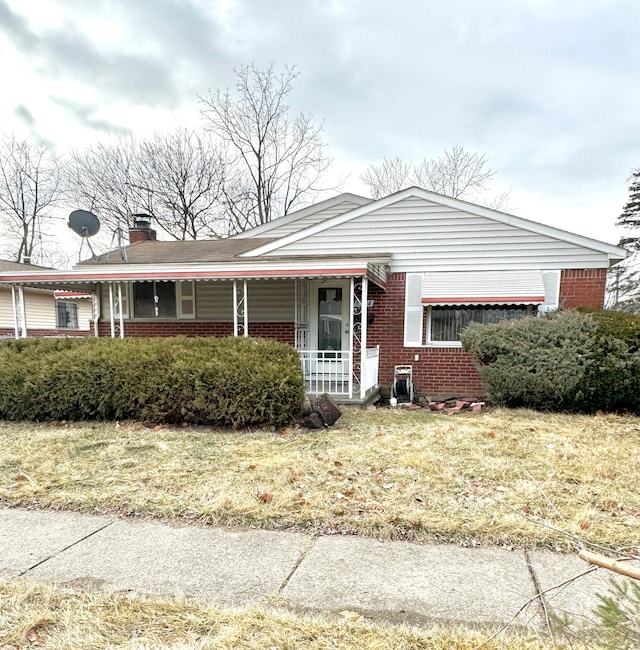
[404,273,424,346]
[540,270,560,313]
[178,281,196,319]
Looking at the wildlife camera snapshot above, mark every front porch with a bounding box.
[1,264,387,405]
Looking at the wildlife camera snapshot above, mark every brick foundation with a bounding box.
[559,268,607,309]
[95,321,295,346]
[0,328,90,338]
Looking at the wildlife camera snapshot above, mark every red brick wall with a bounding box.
[559,268,607,308]
[367,273,485,398]
[96,321,295,345]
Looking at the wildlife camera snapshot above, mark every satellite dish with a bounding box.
[68,210,100,237]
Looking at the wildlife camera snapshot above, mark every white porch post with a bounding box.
[233,280,248,337]
[243,279,248,337]
[233,280,238,336]
[18,285,27,338]
[108,282,116,338]
[92,290,99,337]
[117,282,125,339]
[348,277,354,399]
[360,276,369,394]
[11,285,19,339]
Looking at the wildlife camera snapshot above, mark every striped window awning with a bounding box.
[421,270,547,306]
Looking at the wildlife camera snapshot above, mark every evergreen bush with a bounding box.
[0,337,304,428]
[461,310,640,414]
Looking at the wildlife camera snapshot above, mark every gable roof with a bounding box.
[240,186,627,262]
[231,193,371,239]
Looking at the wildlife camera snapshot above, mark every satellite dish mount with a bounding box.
[68,209,101,261]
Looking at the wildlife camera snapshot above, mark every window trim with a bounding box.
[425,304,535,347]
[56,300,79,330]
[130,280,196,321]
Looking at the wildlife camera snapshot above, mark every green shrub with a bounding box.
[0,337,304,428]
[461,310,640,414]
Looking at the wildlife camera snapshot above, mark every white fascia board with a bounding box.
[241,186,628,261]
[230,193,371,239]
[0,257,385,285]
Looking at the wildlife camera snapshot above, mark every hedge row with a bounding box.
[0,336,305,428]
[461,310,640,414]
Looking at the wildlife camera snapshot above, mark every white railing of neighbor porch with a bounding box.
[299,350,352,396]
[363,346,380,395]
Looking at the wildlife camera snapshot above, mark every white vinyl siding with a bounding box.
[265,197,611,272]
[0,288,57,329]
[196,280,295,322]
[76,299,93,330]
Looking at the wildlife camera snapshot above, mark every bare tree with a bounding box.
[359,156,411,199]
[136,128,227,239]
[199,63,333,233]
[66,128,227,240]
[412,146,494,198]
[66,135,144,233]
[0,134,64,263]
[360,147,512,211]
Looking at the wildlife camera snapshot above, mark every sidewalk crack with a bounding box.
[277,535,316,594]
[19,520,114,576]
[524,549,554,636]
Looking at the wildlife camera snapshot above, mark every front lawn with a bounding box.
[1,408,639,548]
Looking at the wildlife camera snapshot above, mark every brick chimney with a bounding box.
[129,215,157,244]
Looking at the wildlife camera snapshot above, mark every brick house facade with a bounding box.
[0,188,626,401]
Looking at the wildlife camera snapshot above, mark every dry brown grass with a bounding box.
[1,407,639,548]
[0,578,570,649]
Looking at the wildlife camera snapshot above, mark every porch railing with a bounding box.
[363,345,380,395]
[298,347,380,399]
[299,350,352,396]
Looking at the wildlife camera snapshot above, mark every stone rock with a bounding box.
[299,411,325,429]
[313,393,342,426]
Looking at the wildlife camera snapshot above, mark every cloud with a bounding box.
[49,97,131,135]
[14,104,35,127]
[0,0,181,107]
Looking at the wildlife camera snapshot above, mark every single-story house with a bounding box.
[0,187,627,401]
[0,260,92,338]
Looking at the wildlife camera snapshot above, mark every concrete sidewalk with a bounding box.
[0,507,620,630]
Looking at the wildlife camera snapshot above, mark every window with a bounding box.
[56,301,78,329]
[132,281,195,319]
[428,304,532,344]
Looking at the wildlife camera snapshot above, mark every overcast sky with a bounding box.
[0,0,638,250]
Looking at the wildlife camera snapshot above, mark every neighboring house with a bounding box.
[0,188,627,401]
[0,260,92,338]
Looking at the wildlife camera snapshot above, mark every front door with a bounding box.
[310,280,351,384]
